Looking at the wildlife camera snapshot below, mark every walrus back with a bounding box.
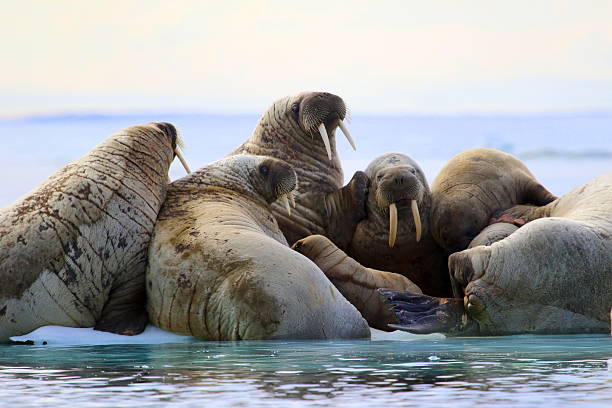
[0,123,176,341]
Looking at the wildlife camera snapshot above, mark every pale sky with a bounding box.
[2,0,612,115]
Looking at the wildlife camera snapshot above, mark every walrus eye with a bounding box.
[410,168,416,174]
[291,103,299,113]
[259,165,269,177]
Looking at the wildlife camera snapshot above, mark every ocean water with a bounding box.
[0,112,611,206]
[0,113,611,407]
[1,327,611,408]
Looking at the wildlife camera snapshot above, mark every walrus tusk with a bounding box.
[281,194,291,216]
[389,203,398,247]
[338,120,356,151]
[288,191,296,208]
[412,199,421,242]
[318,123,332,161]
[174,148,191,174]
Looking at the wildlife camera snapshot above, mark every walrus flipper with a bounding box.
[93,280,148,336]
[323,170,369,250]
[379,290,467,335]
[522,177,557,206]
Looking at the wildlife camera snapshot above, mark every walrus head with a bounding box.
[365,153,427,247]
[148,122,191,174]
[253,92,353,162]
[252,157,298,214]
[289,92,355,160]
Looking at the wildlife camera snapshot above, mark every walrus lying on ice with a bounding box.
[147,154,369,340]
[0,123,189,342]
[382,172,612,336]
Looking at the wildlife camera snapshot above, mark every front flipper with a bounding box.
[379,289,466,335]
[94,280,148,336]
[323,171,369,250]
[293,234,421,331]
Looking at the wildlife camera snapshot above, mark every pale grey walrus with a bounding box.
[147,154,370,340]
[430,148,557,253]
[381,172,612,336]
[346,153,451,297]
[0,123,189,342]
[293,234,421,331]
[231,92,368,249]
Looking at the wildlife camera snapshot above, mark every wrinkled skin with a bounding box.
[0,123,180,343]
[147,155,370,340]
[231,92,367,249]
[293,234,421,331]
[383,173,612,336]
[431,148,556,253]
[348,153,451,297]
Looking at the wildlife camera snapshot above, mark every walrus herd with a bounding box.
[1,91,610,342]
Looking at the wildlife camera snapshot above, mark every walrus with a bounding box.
[293,234,421,331]
[381,172,612,336]
[0,122,189,343]
[231,91,368,249]
[147,154,370,340]
[430,148,557,253]
[347,153,451,297]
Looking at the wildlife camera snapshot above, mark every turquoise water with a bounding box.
[1,334,611,408]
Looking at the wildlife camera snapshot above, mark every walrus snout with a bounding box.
[375,167,422,207]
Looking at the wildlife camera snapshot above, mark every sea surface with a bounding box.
[0,113,611,407]
[0,112,611,206]
[1,327,612,408]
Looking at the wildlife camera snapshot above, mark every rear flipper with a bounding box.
[94,280,148,336]
[379,289,466,335]
[323,171,369,251]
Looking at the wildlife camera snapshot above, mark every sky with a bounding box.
[2,0,612,116]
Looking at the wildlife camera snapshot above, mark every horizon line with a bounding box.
[3,108,612,123]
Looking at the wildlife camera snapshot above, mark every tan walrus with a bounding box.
[147,154,370,340]
[382,172,612,336]
[231,91,368,249]
[430,148,557,253]
[0,123,189,342]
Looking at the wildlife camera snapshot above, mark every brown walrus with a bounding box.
[430,148,557,253]
[147,154,370,340]
[347,153,451,297]
[230,91,368,249]
[382,172,612,336]
[0,122,188,343]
